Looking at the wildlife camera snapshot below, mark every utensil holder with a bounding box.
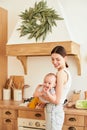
[14,89,22,101]
[3,88,11,100]
[71,93,80,102]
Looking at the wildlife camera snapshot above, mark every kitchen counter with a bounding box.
[0,100,45,112]
[1,99,87,112]
[1,99,87,113]
[0,100,22,109]
[64,106,87,116]
[0,100,45,130]
[63,106,87,130]
[0,100,87,130]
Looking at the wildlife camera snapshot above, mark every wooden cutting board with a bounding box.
[10,75,24,89]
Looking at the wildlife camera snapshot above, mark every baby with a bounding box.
[28,73,56,109]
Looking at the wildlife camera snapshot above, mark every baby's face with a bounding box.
[43,75,56,90]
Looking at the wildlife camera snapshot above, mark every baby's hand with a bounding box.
[38,84,43,87]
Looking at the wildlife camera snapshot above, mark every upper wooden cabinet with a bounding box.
[0,7,8,99]
[6,41,81,75]
[0,7,7,44]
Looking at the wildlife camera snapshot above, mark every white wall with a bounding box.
[0,0,87,98]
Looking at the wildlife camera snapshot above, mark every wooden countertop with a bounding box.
[64,107,87,116]
[0,100,44,112]
[0,100,87,114]
[0,100,22,110]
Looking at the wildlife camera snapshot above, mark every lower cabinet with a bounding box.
[18,109,45,120]
[2,119,17,130]
[62,109,87,130]
[63,125,84,130]
[0,108,2,130]
[1,108,17,130]
[18,109,45,130]
[85,116,87,130]
[1,103,87,130]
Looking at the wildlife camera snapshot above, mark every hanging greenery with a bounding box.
[17,0,64,41]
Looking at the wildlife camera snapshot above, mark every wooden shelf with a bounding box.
[6,41,81,75]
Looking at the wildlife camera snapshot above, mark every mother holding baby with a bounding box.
[43,45,72,130]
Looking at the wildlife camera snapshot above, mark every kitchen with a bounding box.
[0,0,87,130]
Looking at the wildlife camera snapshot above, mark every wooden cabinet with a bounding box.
[18,109,45,129]
[1,109,18,130]
[63,126,84,130]
[63,108,87,130]
[63,114,84,130]
[0,109,2,130]
[0,7,8,99]
[18,109,45,120]
[84,116,87,130]
[2,100,87,130]
[0,100,22,130]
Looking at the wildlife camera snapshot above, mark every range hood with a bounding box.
[6,0,81,75]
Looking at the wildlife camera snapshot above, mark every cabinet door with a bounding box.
[18,110,45,120]
[2,119,17,130]
[84,116,87,126]
[2,109,17,119]
[0,118,2,130]
[85,127,87,130]
[62,125,84,130]
[64,114,84,126]
[0,109,2,130]
[2,109,17,130]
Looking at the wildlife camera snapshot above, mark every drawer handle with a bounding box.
[68,126,76,130]
[35,113,41,117]
[69,117,76,122]
[5,119,11,123]
[5,111,11,115]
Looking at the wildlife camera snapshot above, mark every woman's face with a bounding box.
[51,53,66,70]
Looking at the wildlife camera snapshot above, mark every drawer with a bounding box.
[0,108,2,117]
[18,110,45,120]
[85,127,87,130]
[84,116,87,126]
[63,125,84,130]
[3,118,16,125]
[64,114,84,126]
[2,109,17,119]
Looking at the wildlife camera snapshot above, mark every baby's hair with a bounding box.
[45,73,57,82]
[45,73,56,78]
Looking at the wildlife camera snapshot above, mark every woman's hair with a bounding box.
[51,46,68,68]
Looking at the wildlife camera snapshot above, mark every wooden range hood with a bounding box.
[6,41,81,75]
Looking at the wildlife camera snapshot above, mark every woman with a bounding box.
[43,46,72,130]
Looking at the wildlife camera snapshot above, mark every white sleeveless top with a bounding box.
[59,69,72,104]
